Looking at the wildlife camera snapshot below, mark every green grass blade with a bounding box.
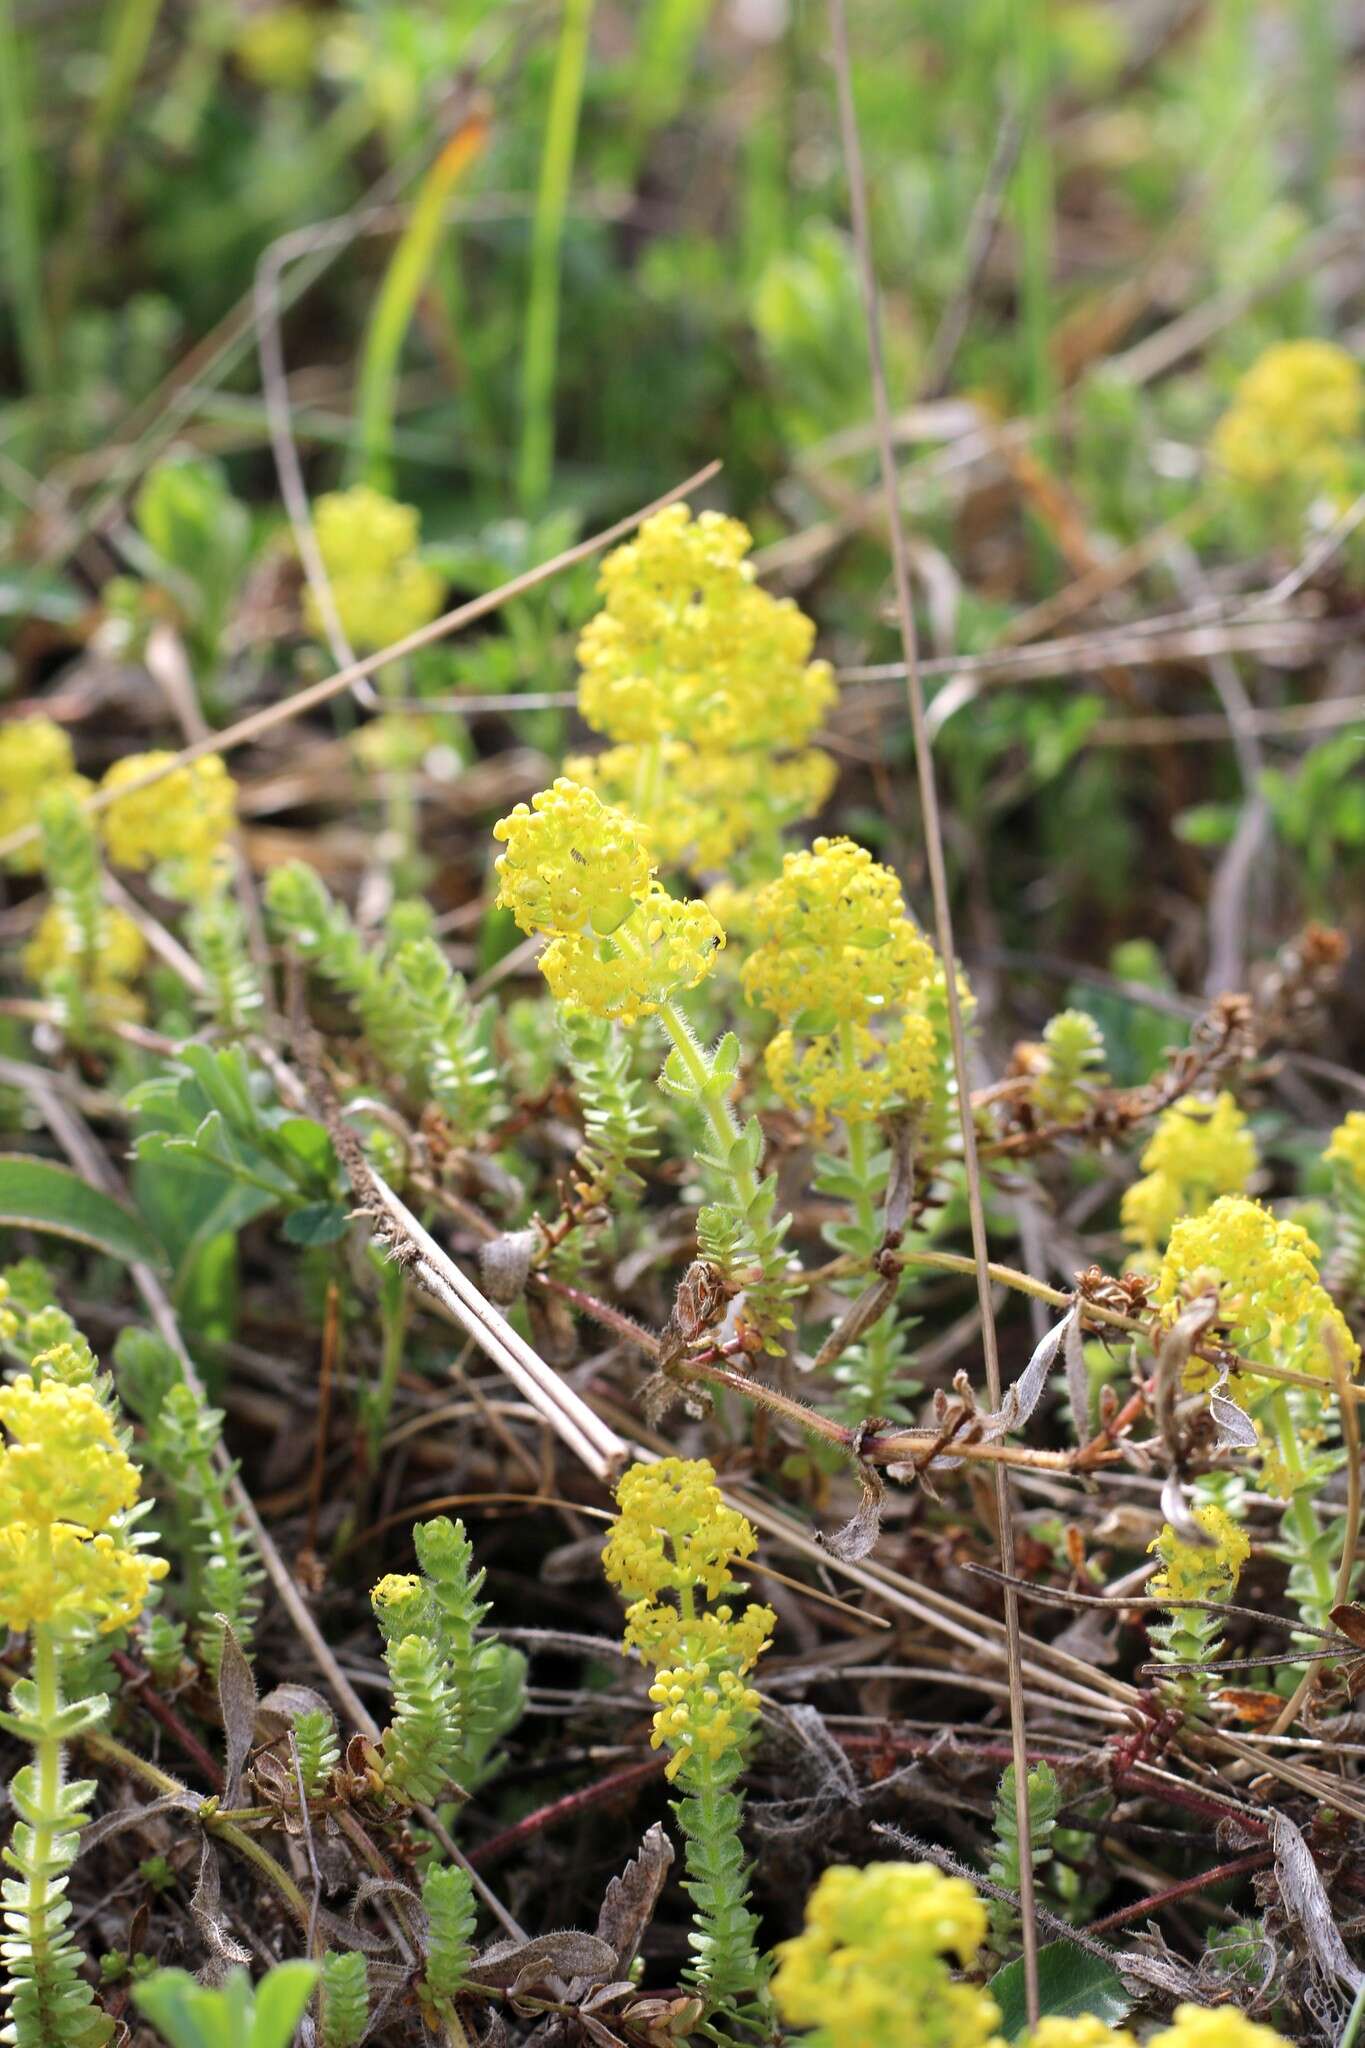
[517,0,595,513]
[353,110,489,494]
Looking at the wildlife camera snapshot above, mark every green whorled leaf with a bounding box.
[0,1155,168,1272]
[281,1201,352,1246]
[989,1941,1133,2043]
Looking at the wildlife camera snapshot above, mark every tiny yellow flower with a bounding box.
[1148,2006,1294,2048]
[0,1523,167,1636]
[1326,1111,1365,1189]
[1123,1094,1258,1254]
[100,752,237,882]
[370,1571,432,1637]
[0,717,92,874]
[577,503,836,751]
[1210,341,1362,492]
[305,485,444,652]
[623,1596,775,1675]
[1158,1195,1359,1387]
[1148,1503,1250,1603]
[540,887,724,1024]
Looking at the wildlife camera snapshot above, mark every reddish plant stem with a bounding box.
[1086,1850,1271,1934]
[112,1650,225,1792]
[466,1756,666,1869]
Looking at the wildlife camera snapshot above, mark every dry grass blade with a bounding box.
[826,0,1041,2018]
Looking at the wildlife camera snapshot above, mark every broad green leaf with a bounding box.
[989,1940,1132,2043]
[281,1201,351,1246]
[247,1960,319,2048]
[0,1156,168,1272]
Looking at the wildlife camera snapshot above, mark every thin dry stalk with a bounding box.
[826,1,1040,2013]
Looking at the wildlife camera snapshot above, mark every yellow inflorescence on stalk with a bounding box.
[493,780,724,1024]
[1210,341,1362,493]
[571,504,837,876]
[1157,1194,1359,1388]
[1148,1503,1250,1603]
[305,485,444,652]
[742,836,937,1130]
[1122,1092,1258,1256]
[603,1458,774,1782]
[100,752,238,885]
[0,718,92,874]
[576,504,835,751]
[0,1378,167,1636]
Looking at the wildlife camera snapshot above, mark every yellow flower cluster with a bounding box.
[623,1598,773,1674]
[1148,1503,1251,1603]
[493,780,724,1024]
[1326,1111,1365,1189]
[0,718,92,873]
[23,901,148,1018]
[771,1861,1003,2048]
[100,752,237,886]
[603,1459,774,1779]
[567,739,836,874]
[305,485,445,653]
[572,505,837,875]
[1210,341,1362,493]
[1122,1093,1258,1255]
[1157,1195,1359,1388]
[577,505,835,750]
[743,837,937,1130]
[765,1013,936,1133]
[773,1862,1296,2048]
[603,1457,757,1604]
[494,779,653,939]
[0,1379,166,1637]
